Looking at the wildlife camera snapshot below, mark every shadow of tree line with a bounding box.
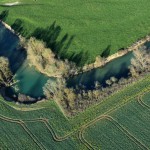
[11,18,91,66]
[0,9,112,66]
[31,21,75,57]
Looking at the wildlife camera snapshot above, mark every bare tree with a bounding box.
[0,57,14,87]
[106,79,112,86]
[25,37,76,78]
[43,78,66,99]
[130,48,150,77]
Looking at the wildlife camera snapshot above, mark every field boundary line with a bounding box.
[105,116,149,150]
[101,86,150,116]
[137,90,150,109]
[78,116,106,150]
[0,85,150,146]
[0,115,46,150]
[26,118,75,141]
[80,115,149,150]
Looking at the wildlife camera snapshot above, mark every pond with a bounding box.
[67,52,133,89]
[0,22,148,98]
[0,23,50,98]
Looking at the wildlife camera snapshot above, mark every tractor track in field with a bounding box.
[0,115,47,150]
[25,118,74,141]
[79,87,149,150]
[0,114,74,142]
[79,115,149,150]
[78,115,105,150]
[0,85,150,149]
[137,90,150,109]
[105,116,149,150]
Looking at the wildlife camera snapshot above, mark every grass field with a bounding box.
[0,74,150,149]
[0,0,150,64]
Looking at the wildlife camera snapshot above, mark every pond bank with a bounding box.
[2,20,150,77]
[0,20,150,98]
[79,35,150,75]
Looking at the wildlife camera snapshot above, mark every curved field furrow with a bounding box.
[0,115,46,150]
[0,84,150,149]
[0,114,73,142]
[22,124,48,150]
[101,86,150,117]
[78,115,113,150]
[137,91,150,109]
[0,114,82,149]
[78,127,95,150]
[43,120,73,141]
[23,118,74,141]
[105,116,149,150]
[81,115,149,150]
[26,118,74,141]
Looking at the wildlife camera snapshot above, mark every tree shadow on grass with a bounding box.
[0,10,9,21]
[7,18,89,66]
[67,51,90,66]
[101,45,111,58]
[31,21,90,65]
[11,19,28,37]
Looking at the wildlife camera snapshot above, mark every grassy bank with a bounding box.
[0,0,150,64]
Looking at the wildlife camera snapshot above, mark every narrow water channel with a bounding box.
[67,52,133,89]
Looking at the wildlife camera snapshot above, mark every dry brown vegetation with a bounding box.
[43,46,150,115]
[130,47,150,77]
[43,78,77,112]
[0,57,14,87]
[24,38,76,78]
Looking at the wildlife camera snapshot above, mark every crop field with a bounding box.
[0,120,40,149]
[141,91,150,108]
[0,74,150,149]
[83,92,150,150]
[0,0,150,64]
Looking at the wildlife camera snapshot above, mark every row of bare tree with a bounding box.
[21,37,77,78]
[43,46,150,116]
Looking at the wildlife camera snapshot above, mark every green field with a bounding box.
[83,96,150,150]
[1,1,150,149]
[141,91,150,107]
[0,74,150,149]
[83,118,142,150]
[0,120,40,149]
[0,0,150,64]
